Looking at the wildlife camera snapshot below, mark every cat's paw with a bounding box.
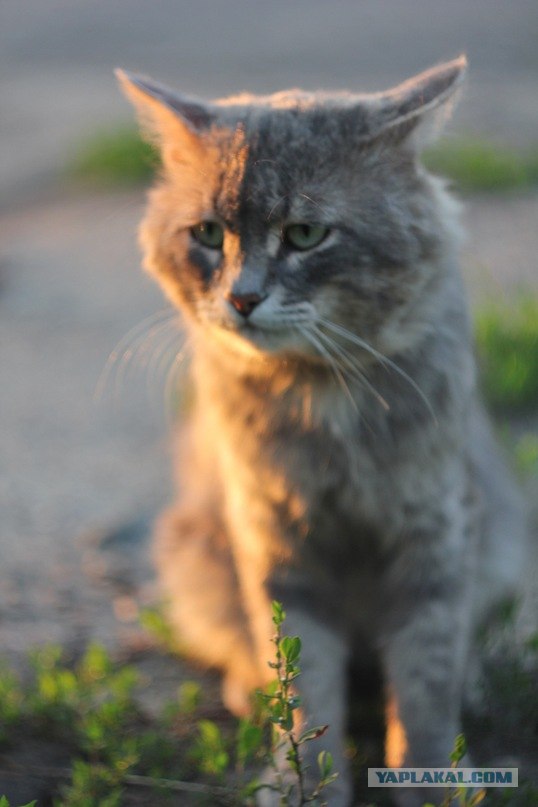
[221,671,253,717]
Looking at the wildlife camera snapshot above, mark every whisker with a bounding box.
[318,317,437,424]
[154,340,189,424]
[164,340,191,426]
[94,308,177,404]
[298,325,359,414]
[115,317,182,405]
[312,326,390,412]
[147,326,187,414]
[266,195,287,222]
[298,192,323,212]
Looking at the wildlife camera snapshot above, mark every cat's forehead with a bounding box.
[215,93,372,148]
[210,102,363,227]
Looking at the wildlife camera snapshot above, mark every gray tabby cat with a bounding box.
[117,57,527,806]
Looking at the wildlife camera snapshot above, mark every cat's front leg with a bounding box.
[379,494,478,807]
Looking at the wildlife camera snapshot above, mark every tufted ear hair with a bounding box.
[116,69,216,159]
[366,55,467,150]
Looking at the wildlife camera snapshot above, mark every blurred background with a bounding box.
[1,1,537,803]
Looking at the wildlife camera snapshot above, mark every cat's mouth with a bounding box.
[200,298,321,359]
[236,319,297,350]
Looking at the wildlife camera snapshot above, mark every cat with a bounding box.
[117,57,528,806]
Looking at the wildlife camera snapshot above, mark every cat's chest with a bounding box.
[220,405,400,533]
[208,369,451,542]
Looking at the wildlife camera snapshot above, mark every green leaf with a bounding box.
[271,600,286,626]
[449,733,467,764]
[178,680,202,714]
[237,719,264,765]
[285,747,300,773]
[194,719,230,777]
[279,636,301,663]
[318,750,333,779]
[281,711,294,731]
[298,725,329,743]
[80,643,113,681]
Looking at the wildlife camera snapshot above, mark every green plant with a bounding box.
[422,735,486,807]
[139,605,179,651]
[513,433,538,476]
[68,125,157,186]
[1,611,534,805]
[245,601,339,806]
[424,137,533,193]
[0,798,37,807]
[0,610,338,806]
[475,297,538,410]
[0,666,24,742]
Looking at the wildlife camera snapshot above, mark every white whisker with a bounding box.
[312,325,390,412]
[94,308,177,404]
[115,317,181,405]
[318,317,437,424]
[164,340,191,426]
[298,325,359,414]
[146,324,187,414]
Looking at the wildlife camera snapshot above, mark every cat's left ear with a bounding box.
[115,69,215,156]
[372,55,467,150]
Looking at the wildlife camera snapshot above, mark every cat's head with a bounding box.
[118,58,465,367]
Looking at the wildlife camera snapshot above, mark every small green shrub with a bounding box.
[475,297,538,411]
[513,433,538,476]
[68,126,157,187]
[0,608,339,806]
[424,137,530,193]
[2,607,533,805]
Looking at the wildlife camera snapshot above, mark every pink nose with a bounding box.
[227,292,264,317]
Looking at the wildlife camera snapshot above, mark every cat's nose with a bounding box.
[227,291,265,318]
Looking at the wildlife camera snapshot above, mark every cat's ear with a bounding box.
[115,69,214,155]
[371,55,467,150]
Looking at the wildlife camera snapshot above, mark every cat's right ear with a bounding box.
[115,69,214,156]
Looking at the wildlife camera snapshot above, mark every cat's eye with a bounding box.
[284,223,329,251]
[191,220,224,250]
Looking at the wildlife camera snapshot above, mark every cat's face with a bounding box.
[119,58,465,365]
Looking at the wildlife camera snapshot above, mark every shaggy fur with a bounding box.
[118,57,527,806]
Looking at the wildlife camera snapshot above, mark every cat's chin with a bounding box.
[208,322,311,363]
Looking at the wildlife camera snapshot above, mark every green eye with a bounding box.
[191,220,224,249]
[284,223,329,251]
